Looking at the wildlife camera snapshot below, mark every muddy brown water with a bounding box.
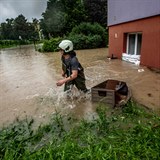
[0,45,160,127]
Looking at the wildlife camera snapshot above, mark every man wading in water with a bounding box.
[56,40,89,94]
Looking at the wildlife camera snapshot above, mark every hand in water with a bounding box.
[56,79,66,86]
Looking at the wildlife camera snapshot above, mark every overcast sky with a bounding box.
[0,0,47,23]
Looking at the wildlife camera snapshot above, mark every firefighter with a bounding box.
[56,40,89,93]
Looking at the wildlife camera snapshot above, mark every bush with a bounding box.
[68,22,108,48]
[0,40,18,48]
[41,23,108,52]
[42,37,62,52]
[68,34,102,50]
[0,40,32,49]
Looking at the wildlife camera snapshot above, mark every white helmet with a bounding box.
[58,40,73,53]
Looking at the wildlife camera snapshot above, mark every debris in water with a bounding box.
[138,69,144,72]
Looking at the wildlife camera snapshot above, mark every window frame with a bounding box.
[126,32,142,55]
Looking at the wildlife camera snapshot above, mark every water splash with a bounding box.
[39,87,91,112]
[26,94,40,99]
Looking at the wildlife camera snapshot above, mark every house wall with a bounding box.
[108,0,160,26]
[108,16,160,69]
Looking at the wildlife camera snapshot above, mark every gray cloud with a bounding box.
[0,0,47,23]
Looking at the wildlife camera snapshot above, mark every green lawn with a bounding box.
[0,100,160,160]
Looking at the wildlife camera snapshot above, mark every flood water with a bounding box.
[0,45,160,127]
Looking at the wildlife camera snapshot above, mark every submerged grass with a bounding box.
[0,100,160,160]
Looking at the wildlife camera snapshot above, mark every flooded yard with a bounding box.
[0,45,160,127]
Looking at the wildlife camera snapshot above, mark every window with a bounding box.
[127,33,142,55]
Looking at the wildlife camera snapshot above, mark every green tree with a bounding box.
[40,0,65,38]
[84,0,108,27]
[13,14,30,40]
[27,22,39,41]
[40,0,87,38]
[0,15,40,41]
[32,18,41,40]
[61,0,87,32]
[0,18,14,40]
